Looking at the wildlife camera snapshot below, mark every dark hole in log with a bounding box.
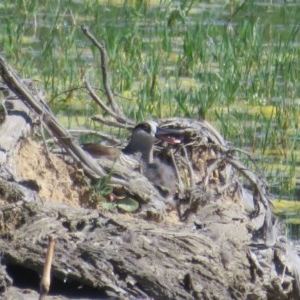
[6,263,108,298]
[182,273,192,292]
[6,263,39,290]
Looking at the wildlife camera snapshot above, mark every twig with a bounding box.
[203,157,225,187]
[91,115,133,129]
[226,157,270,210]
[84,80,133,125]
[81,24,133,125]
[281,230,288,285]
[49,85,86,104]
[51,85,136,103]
[170,149,185,195]
[39,235,56,300]
[181,144,195,188]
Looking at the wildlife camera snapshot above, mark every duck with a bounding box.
[82,121,181,196]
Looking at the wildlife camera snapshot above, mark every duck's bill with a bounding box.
[155,127,182,144]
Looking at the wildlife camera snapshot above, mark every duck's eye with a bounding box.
[143,124,150,131]
[138,123,151,133]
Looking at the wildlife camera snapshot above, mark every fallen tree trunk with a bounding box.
[0,56,300,300]
[0,199,252,299]
[1,183,300,300]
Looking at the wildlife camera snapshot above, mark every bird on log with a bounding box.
[82,121,181,196]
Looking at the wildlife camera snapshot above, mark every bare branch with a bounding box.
[39,235,56,300]
[84,80,133,125]
[226,157,270,210]
[91,115,133,130]
[81,24,133,125]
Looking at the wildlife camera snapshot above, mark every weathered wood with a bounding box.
[0,200,260,299]
[0,195,299,299]
[0,94,32,165]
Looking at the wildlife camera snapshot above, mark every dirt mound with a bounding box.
[16,139,87,208]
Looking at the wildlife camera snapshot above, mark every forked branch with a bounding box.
[81,24,134,126]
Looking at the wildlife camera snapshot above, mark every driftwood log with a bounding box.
[1,36,300,300]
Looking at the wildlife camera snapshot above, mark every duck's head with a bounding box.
[123,121,181,161]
